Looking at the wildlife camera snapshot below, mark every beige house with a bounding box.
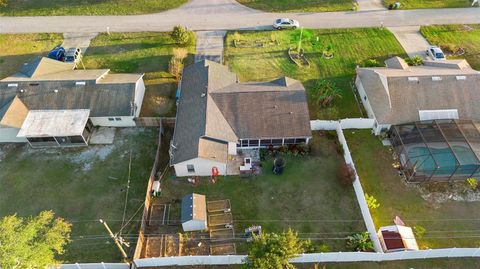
[170,60,312,177]
[0,57,145,146]
[355,57,480,135]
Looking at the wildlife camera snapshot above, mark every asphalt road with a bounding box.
[0,0,479,33]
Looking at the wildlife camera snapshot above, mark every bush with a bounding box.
[337,160,356,186]
[361,58,383,67]
[172,47,188,61]
[365,193,380,210]
[346,232,373,251]
[414,225,426,239]
[168,57,183,79]
[233,31,242,42]
[312,80,342,107]
[466,178,478,190]
[171,25,194,46]
[404,55,423,66]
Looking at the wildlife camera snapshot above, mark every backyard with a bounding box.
[224,28,406,120]
[345,130,480,249]
[236,0,356,12]
[0,0,187,16]
[421,24,480,70]
[83,32,196,117]
[158,132,366,253]
[384,0,472,9]
[0,128,160,262]
[0,33,63,78]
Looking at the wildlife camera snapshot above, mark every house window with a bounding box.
[260,139,271,146]
[115,117,122,121]
[241,140,248,147]
[271,139,282,146]
[187,164,195,173]
[284,138,295,144]
[108,118,115,121]
[295,138,306,144]
[248,140,259,147]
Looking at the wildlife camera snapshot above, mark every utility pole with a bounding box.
[99,219,129,259]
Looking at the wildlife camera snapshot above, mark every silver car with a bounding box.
[426,46,446,61]
[273,18,300,30]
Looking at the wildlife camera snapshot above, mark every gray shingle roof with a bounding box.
[171,60,312,164]
[357,58,480,125]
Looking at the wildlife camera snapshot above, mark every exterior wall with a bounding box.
[90,116,136,127]
[355,76,376,120]
[134,78,146,118]
[182,219,207,232]
[174,157,227,177]
[0,127,28,143]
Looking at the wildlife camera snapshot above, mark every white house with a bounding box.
[170,60,312,177]
[355,57,480,135]
[181,193,207,232]
[0,57,145,146]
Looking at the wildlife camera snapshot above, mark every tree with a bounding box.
[0,0,7,8]
[337,160,356,186]
[346,232,373,251]
[312,79,342,107]
[243,229,308,269]
[171,25,194,46]
[0,210,71,269]
[365,193,380,210]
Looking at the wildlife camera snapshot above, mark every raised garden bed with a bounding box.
[210,243,237,255]
[207,199,231,213]
[209,228,235,242]
[208,212,233,226]
[288,47,310,67]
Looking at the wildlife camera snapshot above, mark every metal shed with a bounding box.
[181,193,207,232]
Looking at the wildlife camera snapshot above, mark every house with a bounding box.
[0,57,145,146]
[377,224,419,252]
[355,57,480,135]
[181,193,207,232]
[170,60,312,177]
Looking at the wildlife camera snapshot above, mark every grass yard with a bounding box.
[237,0,356,12]
[83,32,195,117]
[384,0,472,9]
[224,29,406,120]
[0,0,187,16]
[345,130,480,249]
[159,132,365,252]
[0,128,160,262]
[421,24,480,70]
[0,33,63,78]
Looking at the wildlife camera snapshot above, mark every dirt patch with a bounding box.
[405,180,480,207]
[69,145,115,171]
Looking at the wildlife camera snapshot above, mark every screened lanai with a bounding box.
[390,120,480,182]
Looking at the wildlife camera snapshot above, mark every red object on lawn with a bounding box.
[212,166,219,177]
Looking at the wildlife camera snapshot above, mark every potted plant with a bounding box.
[322,44,334,59]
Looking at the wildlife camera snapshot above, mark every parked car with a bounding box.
[47,45,65,61]
[273,18,299,30]
[65,48,82,63]
[426,46,446,61]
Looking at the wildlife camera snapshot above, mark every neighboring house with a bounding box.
[181,193,207,232]
[170,60,312,177]
[377,224,419,252]
[0,57,145,146]
[356,57,480,135]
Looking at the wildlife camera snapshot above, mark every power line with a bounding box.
[120,149,133,236]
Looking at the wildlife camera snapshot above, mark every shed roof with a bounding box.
[171,60,312,164]
[356,58,480,125]
[181,193,207,223]
[17,109,90,137]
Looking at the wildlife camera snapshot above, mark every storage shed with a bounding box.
[181,193,207,232]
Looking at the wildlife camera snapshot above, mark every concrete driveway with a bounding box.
[388,26,430,58]
[62,32,98,54]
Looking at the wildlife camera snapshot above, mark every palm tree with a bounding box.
[313,79,342,107]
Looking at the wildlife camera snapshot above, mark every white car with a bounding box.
[273,18,300,30]
[426,46,446,61]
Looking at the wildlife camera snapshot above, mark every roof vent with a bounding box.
[54,89,59,93]
[289,111,293,115]
[408,77,419,82]
[75,81,86,86]
[19,89,25,93]
[7,83,18,88]
[456,76,467,80]
[432,76,442,81]
[201,93,206,98]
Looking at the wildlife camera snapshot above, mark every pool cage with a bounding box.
[390,119,480,182]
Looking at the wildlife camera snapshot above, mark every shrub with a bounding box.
[172,47,188,61]
[346,232,373,251]
[312,79,342,107]
[466,178,478,190]
[337,160,356,186]
[171,25,194,46]
[365,193,380,210]
[233,31,242,42]
[361,58,382,67]
[414,225,426,239]
[168,57,183,79]
[404,55,423,66]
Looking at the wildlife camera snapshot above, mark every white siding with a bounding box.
[174,158,227,177]
[90,116,136,127]
[182,219,207,232]
[134,78,146,118]
[355,76,376,120]
[0,127,28,143]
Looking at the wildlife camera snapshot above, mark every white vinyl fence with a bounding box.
[132,248,480,267]
[57,263,129,269]
[310,118,374,131]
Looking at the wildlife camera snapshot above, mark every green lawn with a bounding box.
[421,24,480,70]
[83,32,196,117]
[0,129,159,262]
[0,33,63,78]
[345,130,480,249]
[0,0,187,16]
[237,0,356,12]
[384,0,472,9]
[224,29,406,120]
[159,132,365,252]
